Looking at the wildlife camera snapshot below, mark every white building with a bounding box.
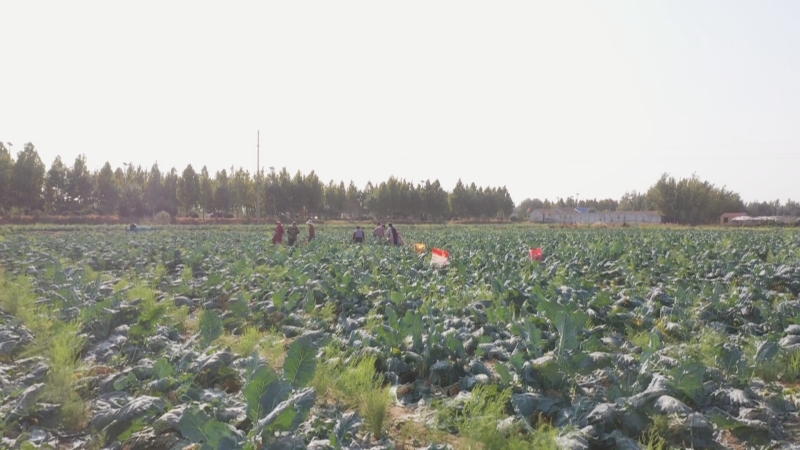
[530,208,662,224]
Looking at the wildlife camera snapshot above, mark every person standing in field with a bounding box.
[387,223,402,246]
[353,226,365,243]
[373,222,385,238]
[287,221,300,246]
[272,221,284,244]
[306,220,316,242]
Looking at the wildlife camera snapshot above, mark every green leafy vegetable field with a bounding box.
[1,225,799,449]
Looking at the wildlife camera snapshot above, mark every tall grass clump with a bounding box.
[0,270,89,429]
[527,422,559,450]
[454,385,512,449]
[45,324,89,429]
[0,272,39,325]
[436,385,549,449]
[639,427,668,450]
[218,327,268,357]
[312,352,390,440]
[361,383,391,440]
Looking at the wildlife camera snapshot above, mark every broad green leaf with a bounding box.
[228,294,250,318]
[267,408,297,433]
[509,352,526,372]
[153,358,174,379]
[273,290,285,308]
[446,335,465,357]
[554,311,578,358]
[537,299,560,321]
[202,419,236,448]
[386,305,399,330]
[669,361,705,402]
[390,291,404,305]
[177,406,235,447]
[199,309,223,347]
[495,363,512,385]
[283,336,317,388]
[243,364,279,421]
[177,407,212,443]
[581,335,605,352]
[259,379,292,419]
[755,340,779,363]
[118,418,146,441]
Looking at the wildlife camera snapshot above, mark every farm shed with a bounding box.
[530,208,662,224]
[720,212,749,224]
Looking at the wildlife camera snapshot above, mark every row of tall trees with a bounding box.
[745,199,800,218]
[516,173,779,225]
[0,143,515,220]
[3,143,794,224]
[513,197,620,217]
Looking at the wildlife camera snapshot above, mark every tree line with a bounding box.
[0,143,513,220]
[2,142,796,224]
[515,173,799,225]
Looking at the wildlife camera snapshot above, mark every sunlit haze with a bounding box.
[1,1,798,204]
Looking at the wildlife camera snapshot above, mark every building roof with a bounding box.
[531,209,661,216]
[720,212,749,219]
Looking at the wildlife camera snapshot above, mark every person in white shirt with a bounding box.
[373,222,385,238]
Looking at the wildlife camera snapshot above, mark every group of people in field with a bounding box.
[271,220,315,246]
[270,220,403,246]
[353,222,403,245]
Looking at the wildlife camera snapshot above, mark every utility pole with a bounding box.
[256,130,260,225]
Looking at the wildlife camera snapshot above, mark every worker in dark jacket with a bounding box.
[353,226,365,243]
[287,222,300,246]
[387,223,402,246]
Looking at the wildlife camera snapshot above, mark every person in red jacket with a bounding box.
[272,221,284,244]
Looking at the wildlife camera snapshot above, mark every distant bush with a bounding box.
[188,210,200,218]
[154,211,172,225]
[31,210,46,221]
[509,214,519,222]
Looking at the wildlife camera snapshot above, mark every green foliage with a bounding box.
[243,363,280,421]
[527,422,559,450]
[283,336,317,388]
[361,386,390,439]
[647,173,745,224]
[0,271,89,430]
[236,327,262,357]
[3,223,800,449]
[153,358,174,379]
[117,418,146,442]
[669,361,706,404]
[198,309,223,347]
[177,407,236,449]
[639,427,668,450]
[11,143,46,211]
[445,385,515,449]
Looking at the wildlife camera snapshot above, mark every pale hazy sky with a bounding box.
[1,1,799,204]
